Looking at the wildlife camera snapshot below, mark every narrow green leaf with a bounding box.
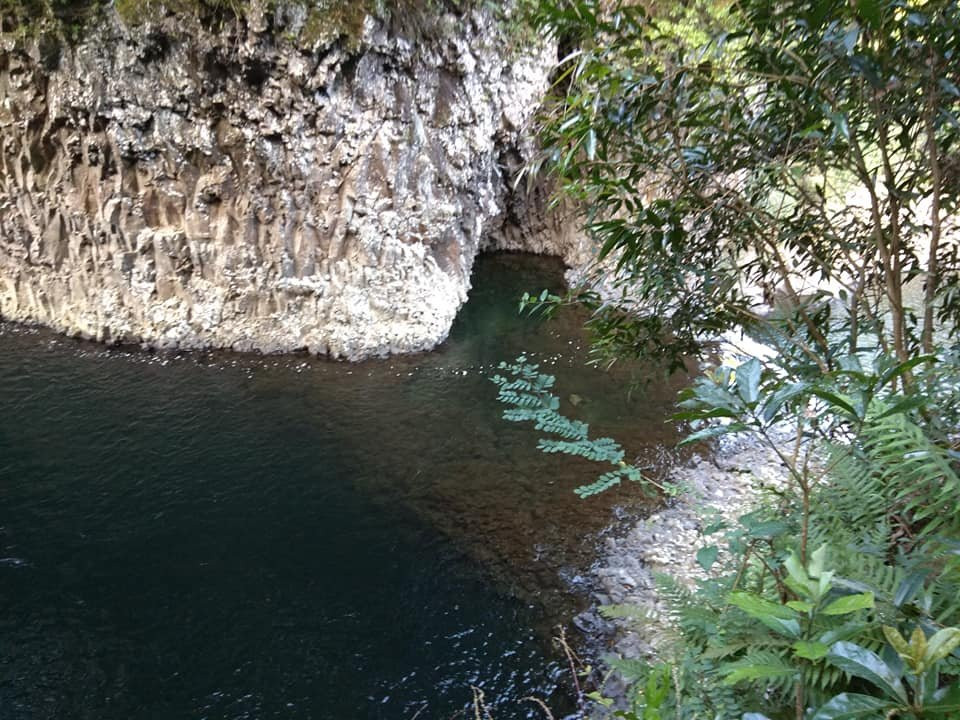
[678,422,748,446]
[810,389,858,418]
[878,354,937,388]
[735,358,762,405]
[722,662,798,685]
[882,626,911,660]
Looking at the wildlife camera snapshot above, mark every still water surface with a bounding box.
[0,254,684,719]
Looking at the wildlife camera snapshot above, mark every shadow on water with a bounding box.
[0,253,688,720]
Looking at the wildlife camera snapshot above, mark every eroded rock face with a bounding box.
[0,3,574,358]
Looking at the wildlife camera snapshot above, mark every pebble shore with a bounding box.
[574,428,792,700]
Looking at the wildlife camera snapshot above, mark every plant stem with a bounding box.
[922,54,943,357]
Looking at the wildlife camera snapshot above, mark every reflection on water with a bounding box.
[0,254,685,719]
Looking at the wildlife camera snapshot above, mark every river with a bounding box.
[0,253,685,719]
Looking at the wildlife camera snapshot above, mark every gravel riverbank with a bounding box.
[573,427,792,703]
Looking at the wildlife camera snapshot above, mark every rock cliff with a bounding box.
[0,3,580,358]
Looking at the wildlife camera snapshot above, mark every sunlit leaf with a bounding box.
[826,642,908,704]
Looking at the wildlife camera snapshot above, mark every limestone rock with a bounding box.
[0,4,582,358]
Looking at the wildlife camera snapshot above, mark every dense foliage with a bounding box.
[526,0,960,372]
[493,0,960,718]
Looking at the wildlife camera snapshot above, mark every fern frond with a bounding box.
[605,656,654,684]
[491,357,655,496]
[538,437,625,463]
[720,648,798,691]
[809,446,891,550]
[860,410,960,538]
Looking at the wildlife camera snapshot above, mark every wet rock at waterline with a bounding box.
[0,3,582,358]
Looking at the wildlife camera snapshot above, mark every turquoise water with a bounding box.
[0,254,684,719]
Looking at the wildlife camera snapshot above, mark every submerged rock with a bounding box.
[0,3,581,358]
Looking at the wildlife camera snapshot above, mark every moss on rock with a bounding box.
[1,0,477,48]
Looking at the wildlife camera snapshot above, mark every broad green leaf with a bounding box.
[928,683,960,713]
[729,592,799,619]
[761,381,809,423]
[793,640,830,660]
[787,600,813,613]
[826,642,908,704]
[924,628,960,666]
[853,0,882,28]
[894,571,929,607]
[810,544,828,578]
[735,358,762,404]
[696,545,719,572]
[817,565,835,598]
[810,692,895,719]
[822,592,874,616]
[784,551,811,587]
[805,0,832,28]
[820,621,871,646]
[784,550,823,599]
[702,519,728,535]
[729,592,801,637]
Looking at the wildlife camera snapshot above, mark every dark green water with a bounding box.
[0,254,685,720]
